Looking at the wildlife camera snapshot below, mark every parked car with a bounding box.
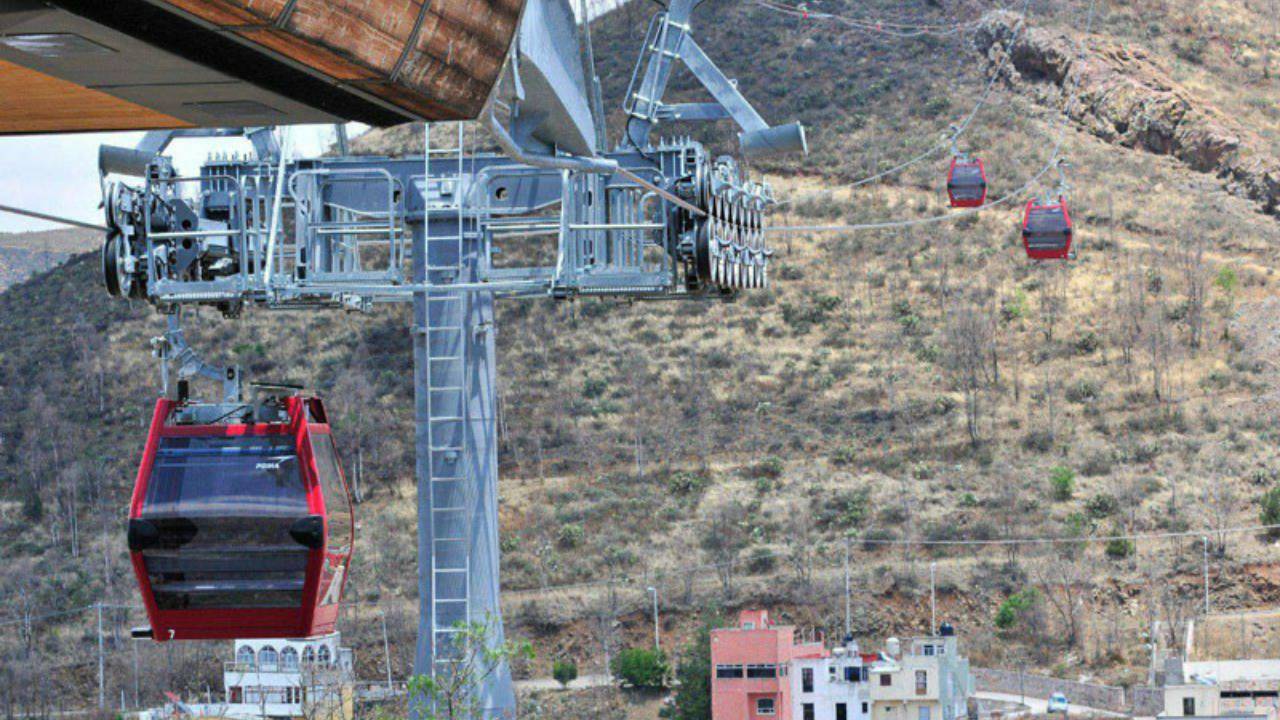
[1048,693,1070,713]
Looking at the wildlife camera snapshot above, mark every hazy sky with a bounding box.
[0,125,355,234]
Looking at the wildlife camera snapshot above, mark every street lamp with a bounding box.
[647,586,660,651]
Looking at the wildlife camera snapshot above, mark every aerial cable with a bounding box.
[769,0,1098,234]
[754,0,1007,37]
[844,0,1032,190]
[0,203,108,232]
[759,0,1031,197]
[499,517,1280,598]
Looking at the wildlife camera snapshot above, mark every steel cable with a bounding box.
[770,0,1099,234]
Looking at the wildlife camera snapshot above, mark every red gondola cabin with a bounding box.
[947,157,988,208]
[128,396,353,641]
[1021,197,1074,260]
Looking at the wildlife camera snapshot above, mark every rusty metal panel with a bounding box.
[155,0,524,121]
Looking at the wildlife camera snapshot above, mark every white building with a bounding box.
[869,628,971,720]
[181,634,355,720]
[791,636,876,720]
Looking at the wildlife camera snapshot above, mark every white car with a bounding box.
[1047,693,1069,713]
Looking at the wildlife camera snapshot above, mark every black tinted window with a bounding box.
[141,434,310,609]
[310,432,352,554]
[144,435,306,517]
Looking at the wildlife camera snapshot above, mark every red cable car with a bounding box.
[128,395,353,641]
[1021,197,1074,260]
[947,156,988,208]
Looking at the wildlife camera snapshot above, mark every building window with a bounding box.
[924,644,936,656]
[757,697,776,715]
[863,703,870,714]
[280,647,299,671]
[318,645,332,665]
[1183,697,1196,716]
[880,674,892,687]
[802,667,814,693]
[803,703,815,720]
[861,667,870,682]
[747,664,778,679]
[302,646,316,665]
[228,687,242,704]
[845,666,860,682]
[236,646,255,668]
[716,665,744,679]
[919,706,932,720]
[259,646,278,670]
[915,670,928,695]
[836,702,848,720]
[743,622,756,630]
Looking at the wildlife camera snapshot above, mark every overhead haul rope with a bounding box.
[0,203,108,232]
[757,0,1032,196]
[769,0,1098,234]
[754,0,1013,38]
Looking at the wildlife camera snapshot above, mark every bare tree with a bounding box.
[1175,237,1207,352]
[701,499,750,599]
[1029,550,1091,649]
[942,299,996,447]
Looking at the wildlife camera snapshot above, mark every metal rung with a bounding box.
[435,536,465,543]
[433,568,469,575]
[431,446,465,452]
[430,355,463,362]
[430,415,463,422]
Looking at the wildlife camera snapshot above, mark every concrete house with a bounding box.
[712,610,829,720]
[868,627,971,720]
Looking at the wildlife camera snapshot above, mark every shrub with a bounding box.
[582,377,609,399]
[1086,494,1120,519]
[557,523,585,549]
[1259,485,1280,537]
[1049,466,1076,501]
[553,659,579,688]
[994,589,1039,630]
[1022,430,1055,453]
[1074,332,1101,355]
[668,471,708,496]
[1105,537,1135,560]
[814,488,870,530]
[959,492,979,508]
[611,647,669,690]
[743,456,785,480]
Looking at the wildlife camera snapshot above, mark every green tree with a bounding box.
[407,615,534,720]
[1259,485,1280,538]
[1049,466,1075,501]
[994,589,1039,630]
[611,647,669,690]
[552,659,578,689]
[668,620,718,720]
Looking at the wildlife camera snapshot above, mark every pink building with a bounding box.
[712,610,828,720]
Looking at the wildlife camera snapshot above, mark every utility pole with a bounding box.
[930,562,937,634]
[844,535,852,637]
[96,602,105,710]
[647,586,661,650]
[1202,536,1211,615]
[381,612,394,692]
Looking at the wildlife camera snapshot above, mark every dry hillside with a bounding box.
[3,0,1280,716]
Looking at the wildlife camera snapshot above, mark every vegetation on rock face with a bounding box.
[610,647,669,690]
